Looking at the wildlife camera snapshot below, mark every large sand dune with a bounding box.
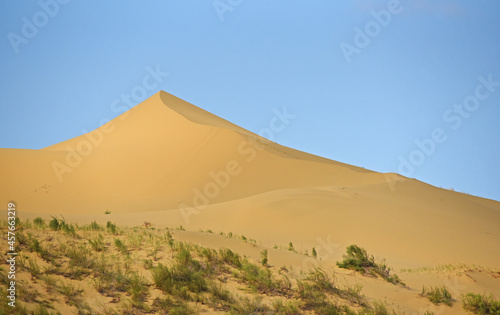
[1,91,499,269]
[1,91,500,313]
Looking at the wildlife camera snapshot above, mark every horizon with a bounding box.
[1,1,499,202]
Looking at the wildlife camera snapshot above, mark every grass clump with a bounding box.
[208,282,234,311]
[57,281,85,307]
[236,259,288,294]
[88,220,102,231]
[33,217,45,228]
[219,248,242,269]
[114,238,128,255]
[151,249,207,300]
[462,293,500,314]
[336,244,405,285]
[106,221,117,234]
[421,286,453,306]
[49,217,60,231]
[261,249,268,267]
[89,234,105,252]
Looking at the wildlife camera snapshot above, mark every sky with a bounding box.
[1,1,499,202]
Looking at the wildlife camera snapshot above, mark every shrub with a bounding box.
[106,221,117,234]
[208,282,234,310]
[271,299,300,314]
[237,260,281,294]
[219,248,242,269]
[336,244,404,285]
[49,217,60,231]
[261,249,268,267]
[305,267,338,294]
[288,242,294,252]
[421,286,453,306]
[128,273,149,304]
[232,296,270,314]
[114,239,128,255]
[66,245,94,269]
[88,221,102,231]
[61,222,76,236]
[462,293,500,314]
[312,247,317,258]
[33,217,45,228]
[151,249,208,299]
[337,244,375,273]
[89,234,105,252]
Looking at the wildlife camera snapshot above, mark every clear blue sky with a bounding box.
[1,1,499,201]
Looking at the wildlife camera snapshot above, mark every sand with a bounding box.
[1,91,499,313]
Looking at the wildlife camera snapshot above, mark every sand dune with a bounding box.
[1,91,499,313]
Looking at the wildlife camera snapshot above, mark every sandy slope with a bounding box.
[1,91,499,312]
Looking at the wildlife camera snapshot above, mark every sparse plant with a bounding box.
[337,244,405,285]
[114,238,128,255]
[89,234,105,252]
[26,257,41,278]
[33,217,45,228]
[151,249,208,300]
[88,220,102,231]
[312,247,317,258]
[49,217,60,231]
[271,299,300,314]
[106,221,117,234]
[208,282,234,310]
[57,281,84,307]
[61,222,76,236]
[462,292,500,314]
[421,286,453,306]
[371,300,397,315]
[261,249,268,267]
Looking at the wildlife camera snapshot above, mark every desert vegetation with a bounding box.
[420,286,454,306]
[336,245,405,285]
[1,219,499,314]
[462,293,500,314]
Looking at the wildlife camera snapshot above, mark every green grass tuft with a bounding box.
[462,292,500,314]
[421,286,453,306]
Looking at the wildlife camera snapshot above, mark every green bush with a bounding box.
[33,217,45,228]
[106,221,117,234]
[237,260,281,294]
[219,248,242,269]
[88,221,102,231]
[337,244,375,273]
[49,217,60,231]
[261,249,268,267]
[336,244,404,285]
[462,293,500,314]
[151,249,207,300]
